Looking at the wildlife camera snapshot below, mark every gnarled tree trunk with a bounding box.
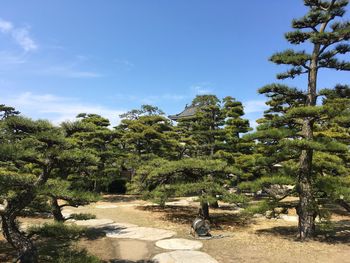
[0,191,38,263]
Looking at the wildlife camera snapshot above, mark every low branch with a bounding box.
[336,199,350,212]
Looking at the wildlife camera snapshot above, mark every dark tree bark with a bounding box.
[0,169,50,262]
[0,191,38,263]
[50,197,65,222]
[297,43,319,239]
[200,201,210,220]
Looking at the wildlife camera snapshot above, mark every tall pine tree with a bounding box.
[260,0,350,239]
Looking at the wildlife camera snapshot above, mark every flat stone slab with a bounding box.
[153,251,218,263]
[155,238,203,250]
[107,222,138,229]
[72,218,114,228]
[106,226,176,241]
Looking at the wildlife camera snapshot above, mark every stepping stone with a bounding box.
[72,218,114,228]
[106,226,176,241]
[107,222,138,229]
[156,238,203,250]
[153,251,218,263]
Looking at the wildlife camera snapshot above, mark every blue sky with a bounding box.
[0,1,349,127]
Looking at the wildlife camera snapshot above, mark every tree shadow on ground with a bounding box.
[256,219,350,244]
[138,205,252,229]
[84,225,132,240]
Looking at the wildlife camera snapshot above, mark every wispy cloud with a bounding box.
[0,18,37,52]
[3,92,125,126]
[243,100,267,114]
[190,82,214,95]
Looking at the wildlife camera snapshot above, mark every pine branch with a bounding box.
[318,57,350,70]
[270,50,311,68]
[277,67,309,79]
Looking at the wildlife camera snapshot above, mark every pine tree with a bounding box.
[64,114,121,192]
[130,158,247,219]
[117,105,176,162]
[252,0,350,239]
[0,114,66,262]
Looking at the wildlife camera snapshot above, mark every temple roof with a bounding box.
[168,105,198,121]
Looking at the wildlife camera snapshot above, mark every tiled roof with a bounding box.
[168,105,198,121]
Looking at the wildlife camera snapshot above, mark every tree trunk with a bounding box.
[297,146,317,239]
[0,168,50,262]
[200,201,210,220]
[0,190,38,262]
[50,197,65,222]
[297,43,320,240]
[1,214,37,263]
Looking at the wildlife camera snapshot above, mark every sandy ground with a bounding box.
[1,195,350,262]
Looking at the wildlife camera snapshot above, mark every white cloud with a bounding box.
[3,92,125,126]
[191,83,214,95]
[243,100,267,114]
[0,18,37,52]
[12,28,37,52]
[0,20,13,33]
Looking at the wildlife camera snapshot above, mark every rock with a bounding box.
[279,214,298,222]
[153,251,218,263]
[155,238,203,250]
[107,222,138,229]
[265,210,275,219]
[106,226,176,241]
[253,213,264,218]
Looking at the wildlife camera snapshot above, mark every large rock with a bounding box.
[106,226,176,241]
[155,238,203,250]
[153,251,218,263]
